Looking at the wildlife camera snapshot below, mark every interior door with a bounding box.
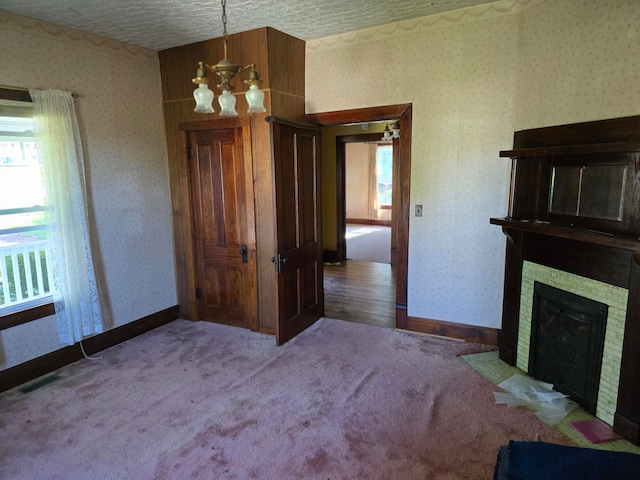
[269,118,323,345]
[187,123,258,330]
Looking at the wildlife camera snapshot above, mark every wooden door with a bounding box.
[269,118,323,345]
[187,124,258,330]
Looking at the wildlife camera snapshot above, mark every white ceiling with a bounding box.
[0,0,498,51]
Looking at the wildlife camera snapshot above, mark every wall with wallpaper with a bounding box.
[306,0,640,329]
[514,0,640,129]
[0,12,176,369]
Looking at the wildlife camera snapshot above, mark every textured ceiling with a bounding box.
[0,0,498,51]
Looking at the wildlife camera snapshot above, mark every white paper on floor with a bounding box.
[494,374,578,425]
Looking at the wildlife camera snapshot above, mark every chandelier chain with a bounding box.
[221,0,228,43]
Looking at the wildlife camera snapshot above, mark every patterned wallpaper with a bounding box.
[514,0,640,129]
[0,12,176,369]
[306,0,640,329]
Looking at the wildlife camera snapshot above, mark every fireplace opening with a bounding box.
[529,282,608,414]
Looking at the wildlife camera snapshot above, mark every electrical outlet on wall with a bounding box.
[415,204,423,217]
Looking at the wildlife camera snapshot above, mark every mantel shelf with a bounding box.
[499,142,640,158]
[490,217,640,252]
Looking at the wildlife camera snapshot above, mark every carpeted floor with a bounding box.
[346,224,391,263]
[0,318,572,479]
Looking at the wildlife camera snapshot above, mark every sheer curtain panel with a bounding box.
[29,89,103,345]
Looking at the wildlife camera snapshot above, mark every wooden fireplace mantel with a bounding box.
[490,218,640,252]
[494,115,640,445]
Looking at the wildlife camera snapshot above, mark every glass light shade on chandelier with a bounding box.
[218,89,238,117]
[245,84,266,113]
[193,83,215,114]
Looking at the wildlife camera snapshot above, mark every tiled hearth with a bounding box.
[516,261,628,426]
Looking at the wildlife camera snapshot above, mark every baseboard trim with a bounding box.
[395,304,408,330]
[346,218,392,227]
[406,315,498,345]
[0,305,180,393]
[259,326,276,336]
[323,250,339,263]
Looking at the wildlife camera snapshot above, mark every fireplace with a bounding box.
[491,115,640,444]
[529,281,607,415]
[515,261,627,426]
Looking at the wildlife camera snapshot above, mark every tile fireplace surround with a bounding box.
[517,261,628,426]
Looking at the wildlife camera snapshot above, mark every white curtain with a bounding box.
[29,89,103,345]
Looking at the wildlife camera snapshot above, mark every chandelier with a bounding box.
[192,0,266,116]
[381,122,400,141]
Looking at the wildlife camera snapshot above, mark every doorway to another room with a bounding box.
[308,104,411,331]
[344,140,393,262]
[325,137,396,326]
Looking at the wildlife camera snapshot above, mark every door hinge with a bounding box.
[195,287,202,299]
[186,145,193,159]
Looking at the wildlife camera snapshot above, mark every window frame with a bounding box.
[375,144,393,208]
[0,87,54,330]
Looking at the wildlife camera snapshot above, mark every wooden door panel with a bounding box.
[300,134,317,244]
[271,118,323,345]
[282,270,300,320]
[202,265,245,321]
[188,124,257,330]
[303,263,319,309]
[196,134,247,246]
[278,132,298,251]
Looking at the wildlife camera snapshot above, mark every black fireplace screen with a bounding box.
[529,282,608,414]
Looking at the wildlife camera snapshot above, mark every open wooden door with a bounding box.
[186,121,258,330]
[269,117,323,345]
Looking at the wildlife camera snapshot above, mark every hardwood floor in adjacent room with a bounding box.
[323,260,396,328]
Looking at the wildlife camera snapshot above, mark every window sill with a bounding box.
[0,302,55,331]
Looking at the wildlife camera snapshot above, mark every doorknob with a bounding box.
[270,254,287,273]
[240,244,248,263]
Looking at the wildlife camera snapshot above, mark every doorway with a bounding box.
[307,104,412,330]
[344,140,393,265]
[327,132,396,328]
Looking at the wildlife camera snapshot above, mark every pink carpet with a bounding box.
[0,318,571,479]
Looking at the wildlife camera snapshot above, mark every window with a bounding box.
[0,100,52,316]
[376,145,393,207]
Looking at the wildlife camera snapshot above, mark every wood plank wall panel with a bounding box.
[159,28,305,330]
[270,91,306,123]
[159,43,205,101]
[267,28,305,97]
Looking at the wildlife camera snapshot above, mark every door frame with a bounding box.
[306,104,412,328]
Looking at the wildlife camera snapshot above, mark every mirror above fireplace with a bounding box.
[550,164,626,222]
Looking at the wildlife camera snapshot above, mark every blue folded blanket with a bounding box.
[494,441,640,480]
